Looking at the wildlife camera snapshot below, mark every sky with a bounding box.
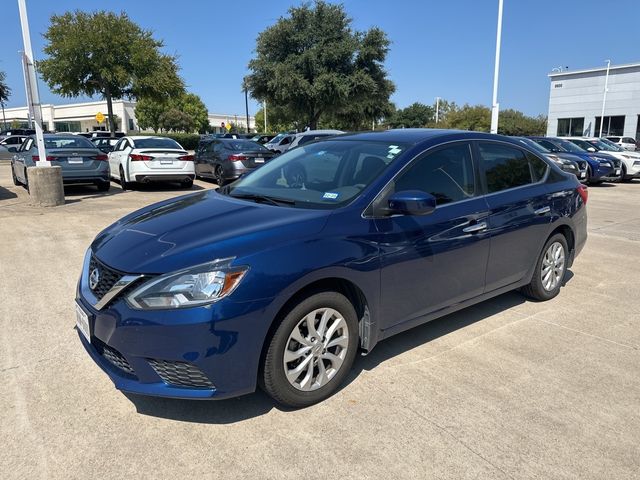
[1,0,639,118]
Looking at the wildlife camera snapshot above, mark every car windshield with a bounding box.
[569,139,598,151]
[44,136,95,149]
[224,140,269,151]
[591,139,624,152]
[226,140,408,208]
[133,138,183,149]
[266,133,287,145]
[553,139,588,153]
[516,138,550,153]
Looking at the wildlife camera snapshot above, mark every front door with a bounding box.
[374,141,490,331]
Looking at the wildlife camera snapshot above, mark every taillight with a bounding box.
[129,154,154,161]
[32,155,55,161]
[577,184,588,204]
[228,154,248,162]
[93,154,108,161]
[177,154,194,161]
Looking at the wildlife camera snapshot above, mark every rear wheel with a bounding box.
[119,166,130,191]
[522,233,568,301]
[261,291,359,408]
[214,165,226,187]
[96,181,111,192]
[181,178,194,189]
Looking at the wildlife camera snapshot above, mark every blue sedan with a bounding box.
[76,129,587,407]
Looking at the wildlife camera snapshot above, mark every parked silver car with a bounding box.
[265,130,344,154]
[605,136,637,151]
[0,135,28,160]
[11,134,111,191]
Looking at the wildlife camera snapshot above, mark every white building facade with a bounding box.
[1,99,255,134]
[547,62,640,140]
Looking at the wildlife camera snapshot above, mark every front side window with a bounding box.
[227,140,407,208]
[479,143,542,193]
[393,143,476,205]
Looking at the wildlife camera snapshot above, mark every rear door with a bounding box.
[477,141,553,292]
[375,141,491,330]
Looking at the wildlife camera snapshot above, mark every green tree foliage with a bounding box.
[388,102,434,128]
[254,105,298,133]
[135,92,209,133]
[245,1,395,130]
[0,70,10,105]
[38,10,184,134]
[497,109,547,136]
[442,104,491,132]
[159,108,194,133]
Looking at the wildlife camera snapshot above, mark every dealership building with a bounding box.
[1,99,256,134]
[547,62,640,140]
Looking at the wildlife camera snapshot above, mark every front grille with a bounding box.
[611,159,621,168]
[94,339,136,377]
[88,255,123,300]
[148,359,215,389]
[576,160,587,170]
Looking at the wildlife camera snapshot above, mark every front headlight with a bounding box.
[598,160,612,167]
[126,258,248,310]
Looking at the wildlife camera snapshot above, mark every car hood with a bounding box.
[92,190,331,273]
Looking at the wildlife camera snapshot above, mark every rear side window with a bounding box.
[623,137,636,144]
[479,143,544,193]
[394,143,476,205]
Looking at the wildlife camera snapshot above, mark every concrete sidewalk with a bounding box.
[1,166,639,479]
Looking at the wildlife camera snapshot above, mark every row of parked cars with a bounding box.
[4,128,640,193]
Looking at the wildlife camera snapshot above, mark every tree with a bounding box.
[254,105,299,133]
[245,1,395,130]
[497,109,547,136]
[388,102,434,128]
[135,92,209,133]
[0,70,10,130]
[159,108,194,132]
[442,104,491,132]
[38,10,184,134]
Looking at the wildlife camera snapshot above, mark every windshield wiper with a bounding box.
[230,193,296,207]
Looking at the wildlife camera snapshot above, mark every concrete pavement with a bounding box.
[1,165,638,479]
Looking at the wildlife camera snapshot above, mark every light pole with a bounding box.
[435,96,441,124]
[1,101,6,131]
[598,59,611,138]
[490,0,504,134]
[263,100,267,133]
[244,89,250,134]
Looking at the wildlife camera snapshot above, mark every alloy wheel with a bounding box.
[541,241,565,291]
[283,308,349,391]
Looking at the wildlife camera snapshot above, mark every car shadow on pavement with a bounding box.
[0,185,18,201]
[123,274,575,423]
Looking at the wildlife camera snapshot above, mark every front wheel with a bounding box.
[11,165,20,186]
[521,233,568,301]
[261,291,359,408]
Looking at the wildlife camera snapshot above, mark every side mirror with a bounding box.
[387,190,436,216]
[587,147,596,152]
[7,147,17,153]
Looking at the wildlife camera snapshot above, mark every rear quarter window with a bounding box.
[479,143,541,193]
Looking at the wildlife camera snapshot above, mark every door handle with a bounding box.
[462,222,487,234]
[534,206,551,215]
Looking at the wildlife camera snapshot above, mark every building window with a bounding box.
[128,118,134,131]
[54,121,82,132]
[557,117,584,137]
[595,116,625,136]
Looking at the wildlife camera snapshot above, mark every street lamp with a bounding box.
[435,97,441,124]
[598,59,611,138]
[490,0,504,134]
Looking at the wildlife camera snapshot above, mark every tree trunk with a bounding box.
[105,88,116,134]
[309,110,321,130]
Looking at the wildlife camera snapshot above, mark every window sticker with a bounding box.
[387,145,403,159]
[322,192,339,200]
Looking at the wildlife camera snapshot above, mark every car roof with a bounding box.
[126,135,174,140]
[295,129,344,137]
[334,128,519,145]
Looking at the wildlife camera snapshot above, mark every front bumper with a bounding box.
[76,253,274,400]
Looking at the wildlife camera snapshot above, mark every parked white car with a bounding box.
[265,129,344,154]
[563,136,640,181]
[108,136,195,189]
[605,136,637,151]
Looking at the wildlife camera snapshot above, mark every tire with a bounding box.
[96,181,111,192]
[181,178,194,189]
[119,166,130,191]
[214,165,226,187]
[261,291,359,408]
[521,233,569,301]
[586,166,602,185]
[24,169,29,193]
[621,165,631,183]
